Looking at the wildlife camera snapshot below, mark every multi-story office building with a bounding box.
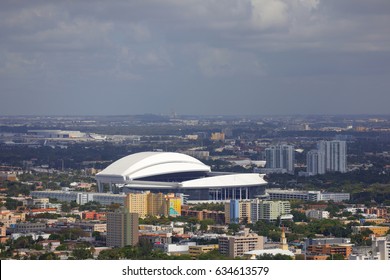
[264,144,295,174]
[250,199,291,222]
[306,150,325,175]
[218,229,264,258]
[318,140,347,173]
[225,200,251,224]
[106,210,139,247]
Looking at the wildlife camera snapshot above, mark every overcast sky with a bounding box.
[1,0,390,116]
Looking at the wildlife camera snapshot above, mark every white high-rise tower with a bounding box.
[317,140,347,173]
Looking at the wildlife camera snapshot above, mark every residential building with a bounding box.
[225,200,251,224]
[106,210,139,247]
[364,207,387,218]
[125,192,148,218]
[181,208,225,224]
[218,229,264,258]
[305,210,330,219]
[306,150,325,175]
[0,207,26,227]
[318,140,347,173]
[147,192,166,216]
[264,144,295,174]
[250,199,291,222]
[306,244,353,259]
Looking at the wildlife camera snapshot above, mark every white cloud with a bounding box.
[251,0,289,30]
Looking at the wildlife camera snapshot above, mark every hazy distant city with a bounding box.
[0,114,389,260]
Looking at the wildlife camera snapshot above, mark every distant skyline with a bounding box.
[1,1,390,116]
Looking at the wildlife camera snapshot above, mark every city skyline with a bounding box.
[1,1,390,116]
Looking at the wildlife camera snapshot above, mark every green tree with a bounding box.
[98,248,122,260]
[199,219,215,231]
[198,249,229,260]
[71,246,93,260]
[256,253,293,260]
[327,254,345,260]
[38,252,59,260]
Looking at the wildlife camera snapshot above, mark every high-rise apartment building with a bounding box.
[125,192,148,218]
[265,145,295,174]
[147,192,166,216]
[317,140,347,173]
[306,150,325,175]
[250,199,291,222]
[106,210,139,247]
[225,200,251,224]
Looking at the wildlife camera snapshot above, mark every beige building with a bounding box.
[147,192,167,217]
[250,199,291,222]
[218,229,264,258]
[106,210,139,247]
[352,226,390,237]
[0,207,26,227]
[124,192,181,218]
[225,200,251,224]
[189,244,219,257]
[210,132,225,141]
[125,192,148,218]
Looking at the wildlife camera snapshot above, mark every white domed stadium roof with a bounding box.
[96,152,211,182]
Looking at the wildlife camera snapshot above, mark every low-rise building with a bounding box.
[8,222,46,233]
[218,229,264,258]
[306,244,353,259]
[189,244,219,257]
[352,226,390,237]
[305,210,330,219]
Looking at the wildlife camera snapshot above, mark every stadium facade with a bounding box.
[95,152,267,201]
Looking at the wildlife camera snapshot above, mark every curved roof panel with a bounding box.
[181,173,266,189]
[96,152,211,181]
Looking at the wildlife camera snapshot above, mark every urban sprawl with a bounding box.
[0,114,389,260]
